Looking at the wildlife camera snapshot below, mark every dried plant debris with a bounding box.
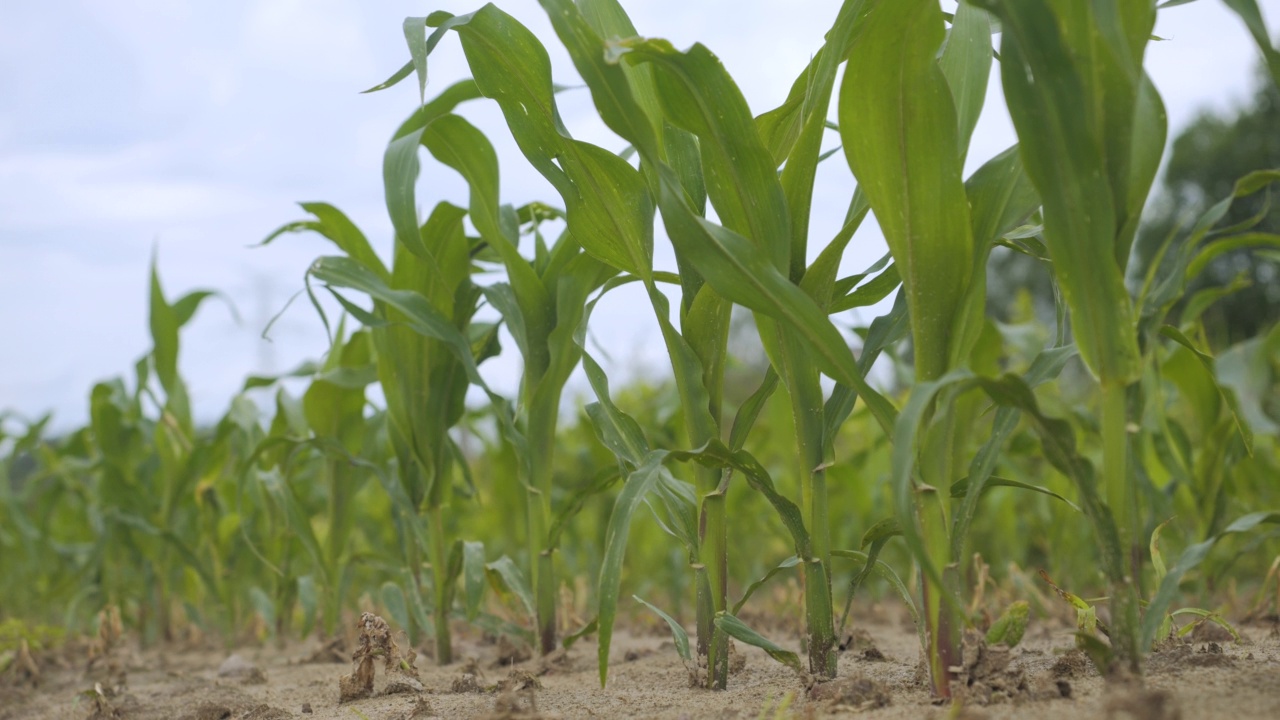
[84,607,129,688]
[401,695,437,719]
[383,673,426,695]
[338,612,422,703]
[808,673,892,710]
[6,639,41,688]
[79,683,126,720]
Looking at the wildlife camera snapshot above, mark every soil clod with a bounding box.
[240,704,292,720]
[1052,649,1091,678]
[402,695,436,719]
[1105,686,1182,720]
[487,689,541,718]
[809,673,892,710]
[187,701,232,720]
[452,673,484,694]
[218,654,266,685]
[496,669,542,692]
[953,630,1030,705]
[535,647,571,675]
[491,635,532,669]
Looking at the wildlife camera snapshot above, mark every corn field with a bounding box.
[4,0,1280,705]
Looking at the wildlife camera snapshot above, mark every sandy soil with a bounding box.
[3,611,1278,720]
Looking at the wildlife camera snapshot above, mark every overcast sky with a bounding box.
[1,0,1275,430]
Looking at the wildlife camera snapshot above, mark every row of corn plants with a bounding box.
[4,0,1280,703]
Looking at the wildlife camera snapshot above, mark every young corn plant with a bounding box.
[835,0,1081,697]
[968,0,1280,678]
[364,53,625,656]
[268,191,502,662]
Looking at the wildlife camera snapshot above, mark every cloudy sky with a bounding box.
[1,0,1275,430]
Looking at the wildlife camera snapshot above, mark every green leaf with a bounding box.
[733,556,801,615]
[713,613,802,674]
[1150,517,1175,583]
[985,601,1029,647]
[652,166,897,434]
[1221,0,1280,86]
[381,582,411,638]
[666,441,809,557]
[297,576,318,639]
[949,475,1081,512]
[939,1,993,159]
[1159,325,1253,454]
[975,0,1144,385]
[840,0,975,382]
[633,596,691,662]
[463,541,486,622]
[485,555,536,621]
[596,451,669,687]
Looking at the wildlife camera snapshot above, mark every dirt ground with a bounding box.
[4,608,1278,720]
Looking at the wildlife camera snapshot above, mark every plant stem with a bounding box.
[918,402,962,698]
[1101,380,1140,674]
[781,340,836,678]
[527,409,559,655]
[919,488,961,698]
[428,503,452,665]
[698,484,729,688]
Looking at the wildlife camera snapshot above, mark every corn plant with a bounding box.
[266,183,505,662]
[972,0,1280,676]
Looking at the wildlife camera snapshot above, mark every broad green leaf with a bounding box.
[950,345,1079,560]
[975,0,1143,384]
[840,0,975,382]
[727,369,779,452]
